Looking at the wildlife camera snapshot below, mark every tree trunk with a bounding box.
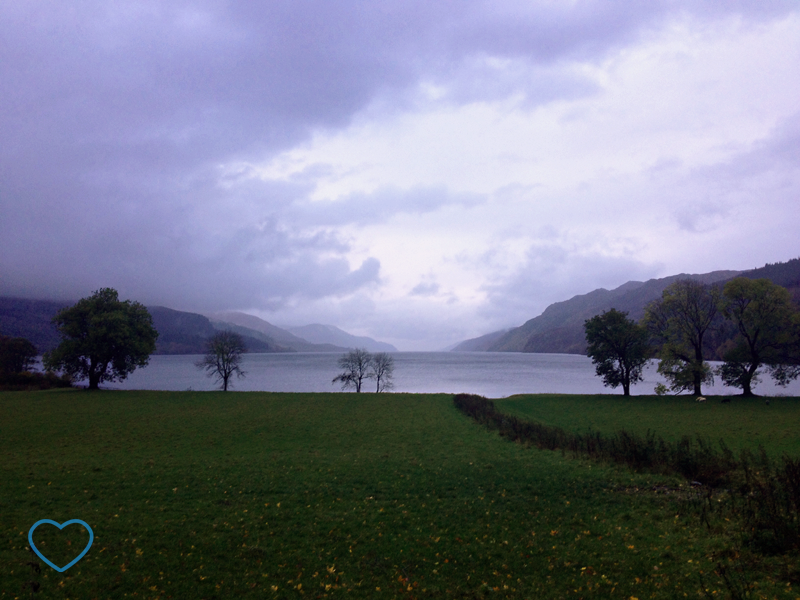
[741,361,759,397]
[88,359,100,390]
[693,342,704,396]
[88,372,100,390]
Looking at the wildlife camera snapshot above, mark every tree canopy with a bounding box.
[584,309,650,396]
[43,288,158,389]
[717,277,800,395]
[645,280,719,395]
[0,335,38,375]
[195,331,247,391]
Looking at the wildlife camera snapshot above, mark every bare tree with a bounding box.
[370,352,395,393]
[332,348,372,392]
[196,331,246,391]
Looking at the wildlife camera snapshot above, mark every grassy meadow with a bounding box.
[1,389,798,599]
[497,394,800,457]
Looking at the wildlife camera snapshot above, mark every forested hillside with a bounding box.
[454,258,800,355]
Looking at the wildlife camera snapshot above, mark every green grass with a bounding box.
[497,394,800,456]
[0,390,795,598]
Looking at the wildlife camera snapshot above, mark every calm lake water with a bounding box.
[106,352,800,398]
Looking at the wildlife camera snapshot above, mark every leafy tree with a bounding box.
[370,352,395,393]
[43,288,158,390]
[332,348,373,392]
[195,331,247,391]
[0,335,38,374]
[583,309,650,396]
[717,277,800,396]
[644,280,719,395]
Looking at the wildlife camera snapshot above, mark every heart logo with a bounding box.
[28,519,94,572]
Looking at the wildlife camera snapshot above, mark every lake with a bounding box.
[106,352,800,398]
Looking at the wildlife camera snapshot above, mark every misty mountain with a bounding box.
[209,312,347,353]
[0,300,286,355]
[287,324,398,352]
[450,329,511,352]
[0,297,70,353]
[148,306,289,355]
[453,258,800,355]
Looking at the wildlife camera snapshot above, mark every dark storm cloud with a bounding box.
[1,0,797,313]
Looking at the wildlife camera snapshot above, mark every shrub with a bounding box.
[0,371,73,391]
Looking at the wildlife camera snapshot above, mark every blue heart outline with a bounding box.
[28,519,94,572]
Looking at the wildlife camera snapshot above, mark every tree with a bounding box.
[717,277,800,396]
[370,352,395,393]
[332,348,373,392]
[583,309,650,396]
[644,280,719,395]
[43,288,158,390]
[195,331,247,391]
[0,335,38,374]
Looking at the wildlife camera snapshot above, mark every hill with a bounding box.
[0,297,69,353]
[148,306,286,354]
[739,257,800,303]
[287,323,398,352]
[0,299,286,355]
[209,311,347,352]
[454,257,800,355]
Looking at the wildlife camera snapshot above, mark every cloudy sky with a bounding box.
[2,1,799,350]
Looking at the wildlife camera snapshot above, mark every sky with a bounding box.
[2,1,799,350]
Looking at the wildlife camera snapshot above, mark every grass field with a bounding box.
[1,389,797,598]
[497,394,800,456]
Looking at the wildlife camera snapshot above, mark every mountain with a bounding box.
[0,297,70,353]
[209,311,347,352]
[449,328,510,352]
[454,258,800,355]
[287,324,398,352]
[738,257,800,304]
[148,306,286,354]
[454,270,741,354]
[0,299,283,355]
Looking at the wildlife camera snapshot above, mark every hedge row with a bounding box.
[453,393,800,553]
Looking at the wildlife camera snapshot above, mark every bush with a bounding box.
[0,371,73,391]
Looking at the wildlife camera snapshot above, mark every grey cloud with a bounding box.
[674,202,731,233]
[2,0,797,317]
[668,112,800,233]
[410,282,440,297]
[432,59,601,108]
[480,242,662,328]
[292,186,486,227]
